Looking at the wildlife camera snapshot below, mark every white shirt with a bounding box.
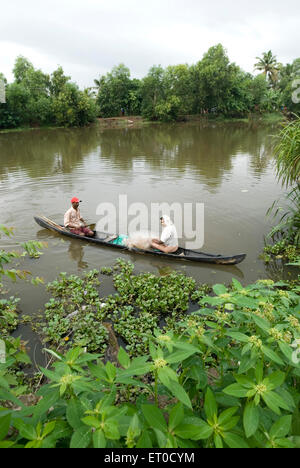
[161,224,178,247]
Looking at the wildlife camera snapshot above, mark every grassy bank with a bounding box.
[0,112,285,134]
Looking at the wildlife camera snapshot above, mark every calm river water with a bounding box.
[0,120,290,355]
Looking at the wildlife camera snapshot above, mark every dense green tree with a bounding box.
[13,56,34,83]
[49,67,71,97]
[249,74,269,111]
[97,64,138,117]
[0,58,97,129]
[141,65,166,120]
[193,44,250,116]
[163,64,194,115]
[52,82,96,127]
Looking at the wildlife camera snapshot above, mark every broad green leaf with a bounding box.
[243,402,260,438]
[104,420,120,440]
[105,361,116,381]
[166,380,192,409]
[278,342,294,362]
[0,441,15,448]
[168,403,184,431]
[270,415,292,439]
[226,331,250,343]
[66,398,85,429]
[173,342,199,354]
[32,390,60,425]
[88,363,107,381]
[127,413,141,439]
[263,371,285,390]
[166,434,178,448]
[117,347,130,369]
[70,426,92,448]
[234,375,253,388]
[261,346,284,366]
[255,360,264,383]
[65,347,82,363]
[93,429,106,448]
[223,432,249,448]
[262,391,290,414]
[158,366,178,383]
[81,416,102,430]
[136,430,153,448]
[204,388,218,421]
[221,416,240,432]
[223,384,249,398]
[232,278,243,291]
[238,356,257,374]
[174,421,213,440]
[218,407,239,426]
[213,284,228,296]
[154,428,167,448]
[214,433,223,448]
[252,315,270,332]
[167,349,197,364]
[141,405,167,433]
[274,438,295,448]
[120,361,152,378]
[14,419,37,441]
[0,413,11,440]
[0,377,10,391]
[42,421,56,438]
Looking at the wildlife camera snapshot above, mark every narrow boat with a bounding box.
[34,216,246,265]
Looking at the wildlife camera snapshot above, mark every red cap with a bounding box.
[71,197,80,204]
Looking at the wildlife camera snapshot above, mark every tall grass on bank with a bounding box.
[274,116,300,187]
[266,117,300,259]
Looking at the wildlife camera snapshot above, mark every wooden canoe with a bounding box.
[34,216,246,265]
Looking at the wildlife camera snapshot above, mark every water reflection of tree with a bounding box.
[0,127,100,179]
[98,122,278,190]
[0,122,278,190]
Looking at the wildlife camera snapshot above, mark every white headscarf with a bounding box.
[161,215,173,226]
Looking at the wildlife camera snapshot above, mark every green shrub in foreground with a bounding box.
[0,274,300,448]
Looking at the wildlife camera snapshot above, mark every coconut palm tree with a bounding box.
[254,51,280,86]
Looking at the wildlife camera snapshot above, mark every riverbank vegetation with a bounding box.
[0,58,97,129]
[1,45,299,129]
[262,116,300,266]
[0,259,300,448]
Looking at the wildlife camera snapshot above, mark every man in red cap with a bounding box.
[64,197,94,237]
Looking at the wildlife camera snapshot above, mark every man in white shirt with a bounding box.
[151,215,178,253]
[64,197,94,237]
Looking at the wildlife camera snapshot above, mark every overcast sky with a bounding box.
[1,0,300,88]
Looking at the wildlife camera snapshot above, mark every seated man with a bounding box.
[151,215,178,253]
[64,197,94,237]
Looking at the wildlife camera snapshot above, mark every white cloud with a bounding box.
[0,0,299,87]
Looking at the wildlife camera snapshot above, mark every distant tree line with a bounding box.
[0,44,299,129]
[0,57,97,129]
